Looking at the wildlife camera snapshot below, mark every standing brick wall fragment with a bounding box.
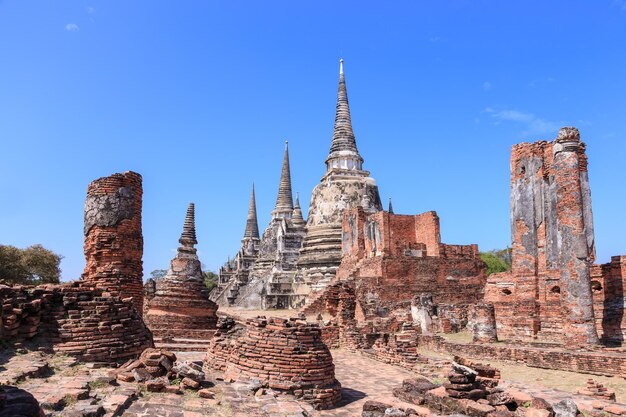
[82,171,144,315]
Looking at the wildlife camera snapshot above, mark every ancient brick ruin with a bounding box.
[0,283,152,362]
[0,171,153,364]
[204,316,342,410]
[144,203,218,350]
[82,171,144,315]
[485,127,625,347]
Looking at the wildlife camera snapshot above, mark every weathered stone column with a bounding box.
[552,127,599,347]
[82,171,144,315]
[411,293,435,335]
[471,303,498,343]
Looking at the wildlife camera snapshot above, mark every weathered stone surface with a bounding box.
[0,386,44,417]
[214,144,307,310]
[553,398,580,417]
[485,128,624,346]
[298,59,383,295]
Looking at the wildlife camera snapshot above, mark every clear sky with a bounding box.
[1,1,625,281]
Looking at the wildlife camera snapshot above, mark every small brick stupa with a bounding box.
[144,203,218,350]
[204,317,342,410]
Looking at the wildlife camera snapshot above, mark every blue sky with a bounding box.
[1,1,625,281]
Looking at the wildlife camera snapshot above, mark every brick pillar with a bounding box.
[552,127,599,347]
[81,171,144,315]
[471,303,498,343]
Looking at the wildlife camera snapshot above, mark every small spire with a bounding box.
[179,202,198,248]
[329,58,359,156]
[243,183,260,239]
[273,141,294,218]
[292,192,306,227]
[388,197,394,214]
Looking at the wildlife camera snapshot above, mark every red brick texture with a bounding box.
[0,283,153,363]
[485,134,625,346]
[325,207,485,326]
[204,317,342,410]
[82,172,144,316]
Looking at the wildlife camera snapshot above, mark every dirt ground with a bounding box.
[421,332,626,404]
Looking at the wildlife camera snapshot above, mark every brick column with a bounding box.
[81,171,144,315]
[552,127,599,347]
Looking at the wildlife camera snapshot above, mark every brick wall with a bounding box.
[0,283,153,363]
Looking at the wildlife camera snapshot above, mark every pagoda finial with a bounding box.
[243,183,260,239]
[272,140,294,219]
[179,202,198,249]
[339,58,344,75]
[388,197,394,214]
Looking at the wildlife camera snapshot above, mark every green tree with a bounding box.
[0,244,62,285]
[149,269,167,281]
[480,248,512,276]
[203,271,219,292]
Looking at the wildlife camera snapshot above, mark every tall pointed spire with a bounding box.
[388,197,394,214]
[179,202,198,250]
[272,141,294,219]
[243,183,260,239]
[329,58,359,155]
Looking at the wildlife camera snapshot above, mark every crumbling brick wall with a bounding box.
[0,283,153,362]
[337,207,485,320]
[591,256,626,345]
[82,171,144,315]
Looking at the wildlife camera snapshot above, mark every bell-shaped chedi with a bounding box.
[299,59,382,292]
[144,203,218,349]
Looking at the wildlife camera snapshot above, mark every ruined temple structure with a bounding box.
[82,171,144,315]
[213,184,260,299]
[204,317,342,410]
[0,171,153,362]
[304,205,487,339]
[213,142,307,309]
[144,203,218,351]
[0,283,153,363]
[485,127,626,347]
[298,59,383,295]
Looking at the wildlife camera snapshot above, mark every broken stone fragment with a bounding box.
[199,389,215,399]
[145,379,166,393]
[181,377,200,390]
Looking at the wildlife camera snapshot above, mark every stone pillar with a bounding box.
[82,171,144,315]
[471,303,498,343]
[552,127,599,347]
[411,293,435,335]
